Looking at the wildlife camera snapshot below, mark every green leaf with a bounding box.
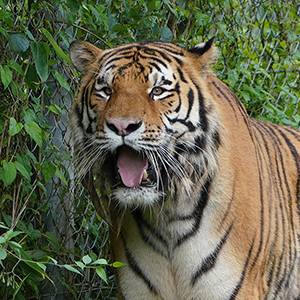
[8,33,30,55]
[0,222,9,230]
[226,70,239,87]
[42,161,56,183]
[2,160,17,186]
[37,181,47,195]
[161,26,173,42]
[5,230,23,240]
[45,231,60,251]
[0,65,12,89]
[2,212,12,227]
[24,121,43,147]
[293,114,300,124]
[52,70,70,91]
[0,248,7,260]
[22,108,36,123]
[63,264,83,276]
[217,23,234,41]
[82,255,92,265]
[92,258,108,265]
[147,0,160,11]
[30,42,49,82]
[8,60,24,76]
[0,10,11,19]
[257,67,271,80]
[112,261,126,268]
[26,149,38,164]
[107,11,117,31]
[75,261,85,270]
[15,161,31,181]
[24,64,39,91]
[41,28,72,65]
[66,0,79,15]
[55,167,67,185]
[96,266,107,283]
[18,247,53,282]
[25,28,36,42]
[279,86,298,104]
[46,105,59,114]
[48,256,58,265]
[195,12,210,25]
[9,117,23,136]
[37,262,47,272]
[112,24,128,34]
[8,241,22,249]
[242,84,260,97]
[0,26,6,38]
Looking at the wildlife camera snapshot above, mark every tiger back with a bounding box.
[69,38,300,299]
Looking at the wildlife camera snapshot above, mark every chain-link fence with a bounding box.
[1,0,299,299]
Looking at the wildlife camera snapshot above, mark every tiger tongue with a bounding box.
[117,146,148,187]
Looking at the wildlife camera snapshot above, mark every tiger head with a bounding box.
[69,39,220,209]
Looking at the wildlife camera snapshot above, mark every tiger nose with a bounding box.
[106,120,142,136]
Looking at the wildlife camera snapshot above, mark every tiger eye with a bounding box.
[103,87,113,95]
[152,87,164,96]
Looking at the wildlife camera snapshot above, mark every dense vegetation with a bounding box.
[0,0,299,298]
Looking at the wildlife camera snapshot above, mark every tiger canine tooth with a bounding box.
[142,169,148,181]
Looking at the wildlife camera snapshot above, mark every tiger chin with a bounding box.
[69,38,300,299]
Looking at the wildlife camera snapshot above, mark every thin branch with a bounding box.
[55,21,111,48]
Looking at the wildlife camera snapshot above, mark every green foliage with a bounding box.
[0,0,299,298]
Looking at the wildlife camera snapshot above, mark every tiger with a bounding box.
[69,37,300,299]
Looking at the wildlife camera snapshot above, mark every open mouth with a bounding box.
[115,145,158,189]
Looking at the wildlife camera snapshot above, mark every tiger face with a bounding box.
[69,39,220,208]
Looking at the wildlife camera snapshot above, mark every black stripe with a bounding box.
[131,209,169,258]
[212,80,238,121]
[248,128,265,270]
[227,239,255,300]
[145,56,169,69]
[186,88,194,120]
[151,44,184,57]
[75,101,83,129]
[151,47,183,66]
[191,224,233,285]
[100,46,138,63]
[177,67,188,83]
[251,121,284,276]
[85,83,97,133]
[174,83,181,113]
[218,79,249,121]
[148,61,161,72]
[277,126,300,203]
[163,79,172,85]
[283,126,300,143]
[194,135,206,151]
[166,115,196,131]
[121,232,158,295]
[174,177,213,248]
[104,55,128,67]
[195,83,208,132]
[251,120,299,293]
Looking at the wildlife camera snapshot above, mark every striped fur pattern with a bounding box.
[69,38,300,299]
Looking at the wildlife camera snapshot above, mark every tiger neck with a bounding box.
[115,171,216,258]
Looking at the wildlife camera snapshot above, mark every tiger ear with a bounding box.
[188,37,218,71]
[69,40,103,75]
